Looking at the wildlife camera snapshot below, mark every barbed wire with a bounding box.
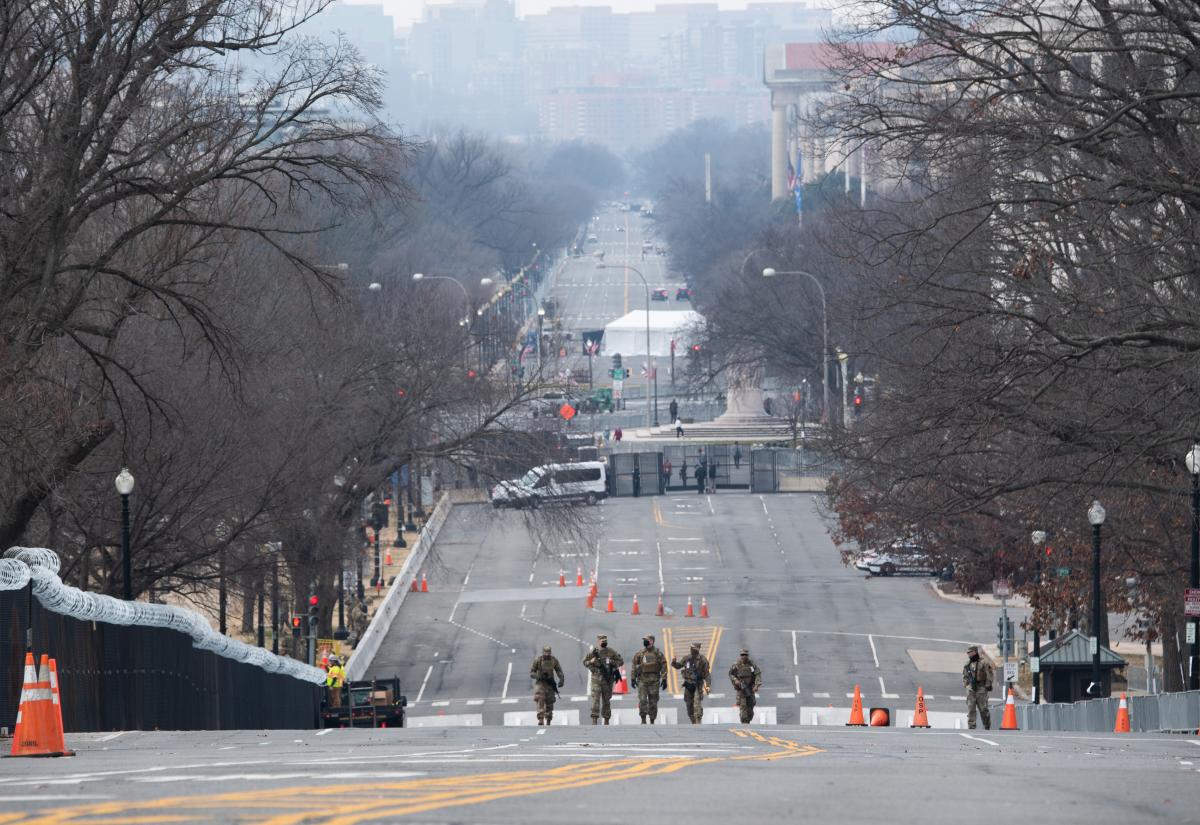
[0,547,325,684]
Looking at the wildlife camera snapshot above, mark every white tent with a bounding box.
[602,310,704,358]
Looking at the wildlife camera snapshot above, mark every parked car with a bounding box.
[491,462,608,508]
[866,546,940,577]
[652,288,669,301]
[676,287,693,301]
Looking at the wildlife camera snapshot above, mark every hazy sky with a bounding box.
[343,0,839,28]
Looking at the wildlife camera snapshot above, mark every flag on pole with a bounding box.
[793,149,803,221]
[786,153,796,192]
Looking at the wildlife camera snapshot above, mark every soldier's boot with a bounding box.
[537,720,544,726]
[640,714,647,724]
[604,718,610,725]
[546,712,553,723]
[591,716,599,725]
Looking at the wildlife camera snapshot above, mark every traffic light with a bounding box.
[690,344,701,353]
[291,615,302,641]
[996,616,1015,656]
[853,393,863,415]
[308,595,319,632]
[308,594,319,607]
[372,501,388,531]
[466,368,477,379]
[611,353,622,371]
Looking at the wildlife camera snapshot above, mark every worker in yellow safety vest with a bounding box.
[326,656,347,708]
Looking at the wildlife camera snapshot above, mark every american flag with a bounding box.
[519,344,534,362]
[585,340,599,356]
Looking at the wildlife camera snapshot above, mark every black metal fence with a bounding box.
[2,589,320,732]
[603,446,836,496]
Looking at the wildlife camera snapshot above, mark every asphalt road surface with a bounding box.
[368,494,1034,724]
[4,727,1197,824]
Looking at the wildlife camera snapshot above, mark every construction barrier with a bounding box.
[1015,689,1200,733]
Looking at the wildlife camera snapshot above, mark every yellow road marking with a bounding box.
[9,736,821,825]
[665,625,722,694]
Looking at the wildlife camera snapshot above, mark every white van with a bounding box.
[491,462,607,509]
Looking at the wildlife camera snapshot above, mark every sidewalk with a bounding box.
[927,580,1030,609]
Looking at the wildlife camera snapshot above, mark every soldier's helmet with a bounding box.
[966,645,979,654]
[643,635,652,644]
[597,634,607,642]
[739,648,749,656]
[690,643,701,652]
[543,646,552,654]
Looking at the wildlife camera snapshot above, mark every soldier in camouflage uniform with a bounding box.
[630,635,667,723]
[727,648,762,724]
[671,642,711,723]
[530,646,565,725]
[583,634,624,724]
[963,645,994,730]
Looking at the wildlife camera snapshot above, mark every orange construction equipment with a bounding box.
[700,597,709,618]
[558,571,566,587]
[910,686,931,728]
[1000,687,1019,730]
[420,573,429,593]
[613,667,629,695]
[606,592,615,613]
[685,596,695,618]
[576,567,584,587]
[655,594,665,617]
[846,684,866,726]
[9,652,73,758]
[1114,692,1131,733]
[631,594,640,615]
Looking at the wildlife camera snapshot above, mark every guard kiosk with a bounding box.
[1036,629,1126,701]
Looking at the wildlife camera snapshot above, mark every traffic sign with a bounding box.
[559,403,576,421]
[1188,622,1197,645]
[1055,566,1070,578]
[1185,587,1200,617]
[995,578,1011,598]
[1003,662,1017,683]
[612,379,623,400]
[1029,655,1040,673]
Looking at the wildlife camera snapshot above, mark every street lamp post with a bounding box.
[412,273,496,366]
[334,562,349,641]
[537,307,546,374]
[269,541,281,655]
[1030,530,1047,704]
[597,263,658,428]
[1186,443,1200,690]
[761,269,829,428]
[114,468,135,601]
[1086,500,1106,697]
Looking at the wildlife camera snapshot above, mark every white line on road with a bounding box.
[795,674,801,694]
[878,676,898,699]
[868,634,880,668]
[610,538,643,543]
[0,796,114,802]
[431,701,450,707]
[666,537,703,541]
[791,630,798,666]
[316,729,332,737]
[502,661,513,699]
[708,497,714,515]
[466,699,484,706]
[522,616,588,646]
[415,665,433,704]
[446,617,516,653]
[813,692,830,698]
[1189,740,1200,747]
[502,698,519,704]
[777,692,795,699]
[959,733,999,747]
[656,541,665,593]
[95,732,126,742]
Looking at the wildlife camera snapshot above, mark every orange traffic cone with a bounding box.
[910,686,930,728]
[1114,692,1131,733]
[700,597,709,618]
[558,571,566,587]
[420,573,429,593]
[410,578,419,592]
[869,708,890,726]
[606,592,615,613]
[576,567,584,586]
[385,552,393,565]
[613,667,629,695]
[9,652,72,757]
[655,594,664,616]
[846,684,866,726]
[45,659,70,755]
[685,596,694,618]
[631,594,640,615]
[586,590,595,609]
[1000,687,1019,730]
[589,578,598,598]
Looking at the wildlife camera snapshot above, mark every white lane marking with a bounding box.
[502,661,513,700]
[431,701,450,707]
[1180,761,1194,766]
[537,729,547,735]
[416,665,433,704]
[611,539,643,543]
[571,696,588,702]
[959,733,999,747]
[502,698,519,704]
[813,692,830,698]
[776,692,796,699]
[708,497,714,515]
[467,699,485,706]
[656,540,665,593]
[666,537,703,541]
[522,616,588,646]
[0,760,274,785]
[754,628,980,647]
[447,617,516,653]
[529,572,535,583]
[1190,740,1200,748]
[760,497,769,516]
[878,676,898,699]
[795,674,801,694]
[133,772,423,784]
[792,630,798,667]
[950,695,966,701]
[0,796,114,801]
[868,634,880,668]
[316,729,332,736]
[609,568,644,572]
[95,732,126,742]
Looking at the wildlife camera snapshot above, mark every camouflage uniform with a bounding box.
[530,647,565,725]
[728,650,762,724]
[631,636,666,723]
[963,646,994,730]
[671,644,711,724]
[349,603,369,645]
[583,634,624,724]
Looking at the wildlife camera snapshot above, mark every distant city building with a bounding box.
[299,0,834,146]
